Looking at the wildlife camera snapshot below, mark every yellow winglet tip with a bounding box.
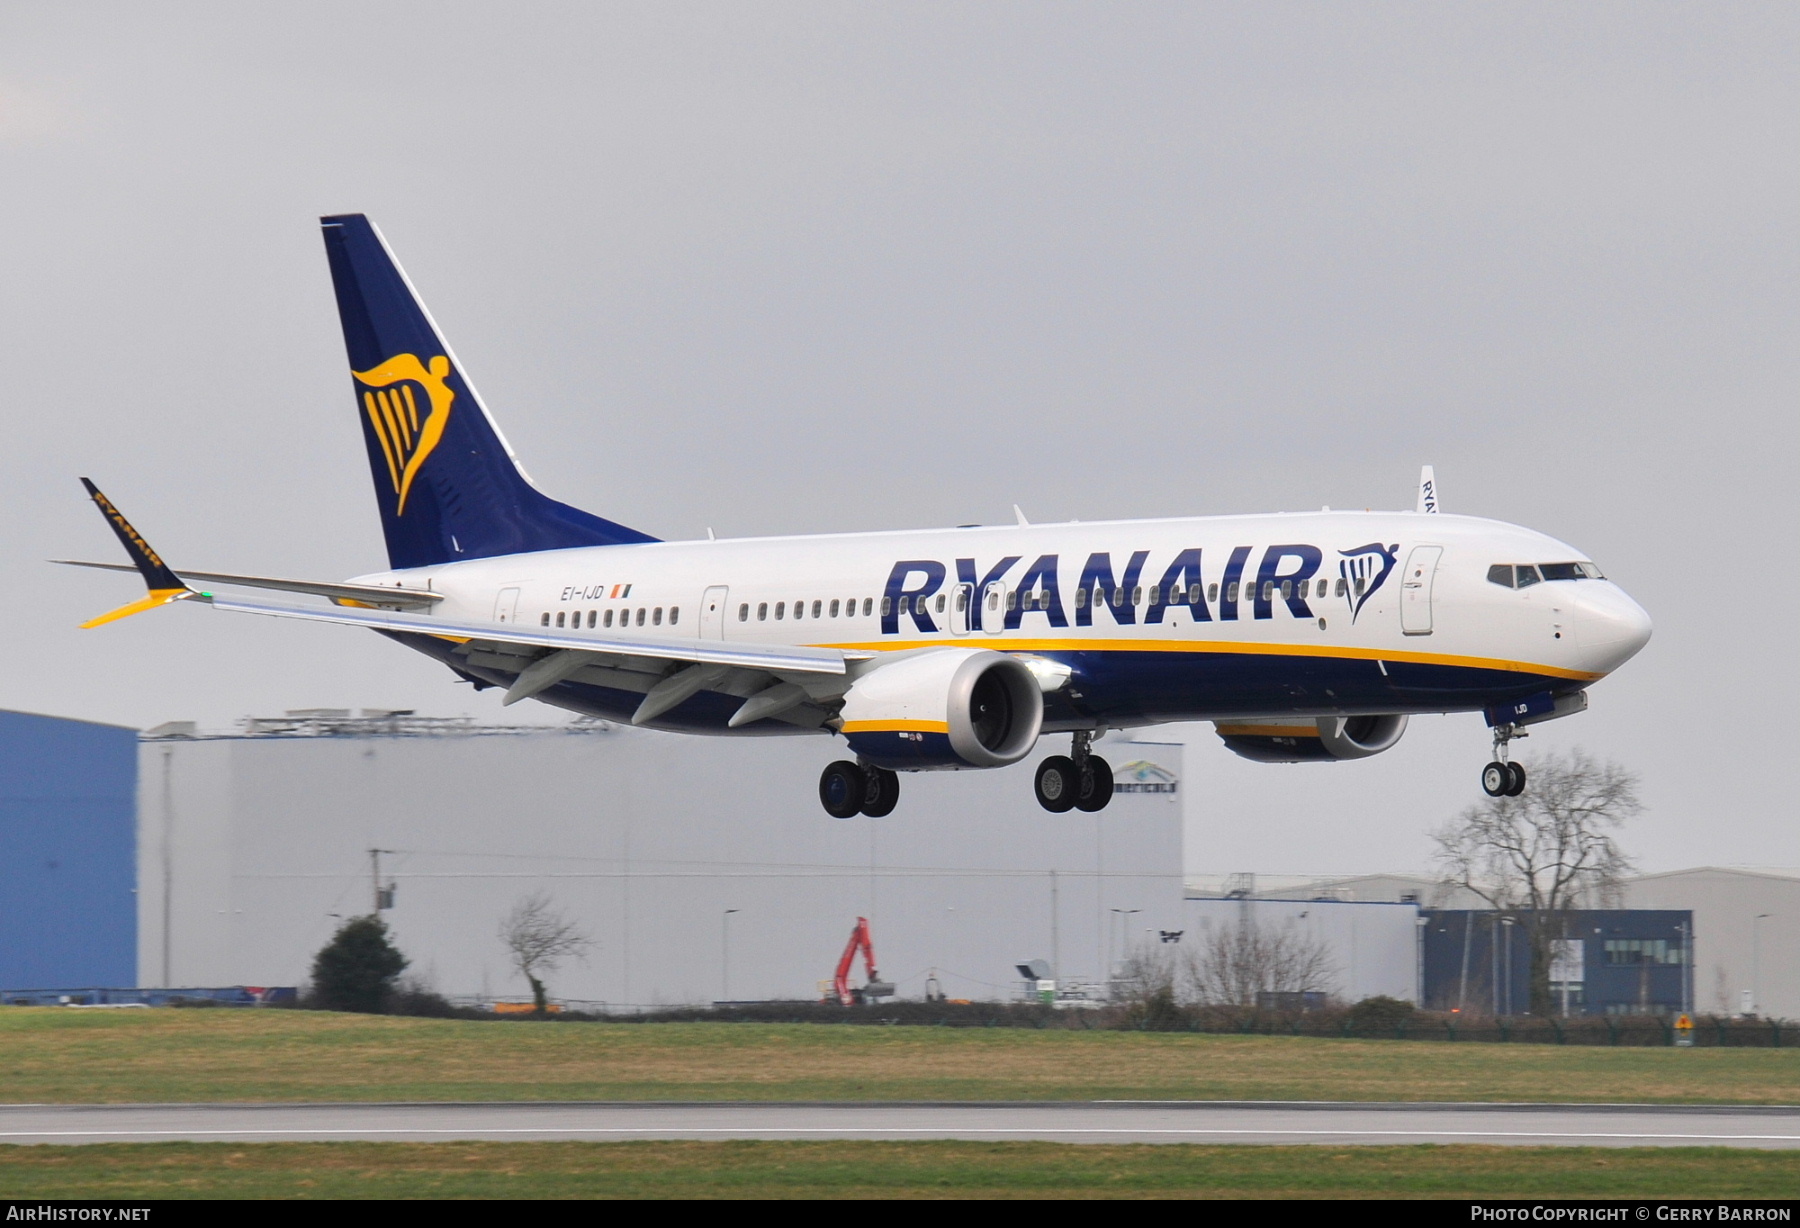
[79,588,191,630]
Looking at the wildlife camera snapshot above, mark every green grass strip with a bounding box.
[1,1140,1796,1200]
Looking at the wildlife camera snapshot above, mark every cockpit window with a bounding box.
[1489,564,1541,589]
[1539,561,1604,581]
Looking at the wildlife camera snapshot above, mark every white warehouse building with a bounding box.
[138,713,1199,1006]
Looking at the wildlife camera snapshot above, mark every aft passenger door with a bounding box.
[699,586,730,639]
[1400,546,1443,636]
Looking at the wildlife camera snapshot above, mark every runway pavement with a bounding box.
[2,1101,1798,1148]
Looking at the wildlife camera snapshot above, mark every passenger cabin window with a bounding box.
[863,598,873,616]
[829,599,839,618]
[739,603,749,622]
[636,609,646,626]
[934,594,945,614]
[604,610,614,627]
[757,602,768,621]
[652,607,662,626]
[540,612,550,626]
[775,602,785,619]
[812,600,821,618]
[1335,578,1346,597]
[1226,583,1238,602]
[1317,579,1328,598]
[556,612,566,627]
[1208,583,1219,602]
[1073,587,1088,610]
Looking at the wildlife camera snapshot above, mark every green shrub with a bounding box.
[308,916,408,1014]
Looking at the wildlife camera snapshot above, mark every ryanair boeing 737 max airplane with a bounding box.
[66,215,1652,818]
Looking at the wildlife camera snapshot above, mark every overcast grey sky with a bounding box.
[2,2,1793,876]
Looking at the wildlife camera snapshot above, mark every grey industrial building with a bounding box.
[136,712,1186,1006]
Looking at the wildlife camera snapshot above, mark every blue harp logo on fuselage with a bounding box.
[1338,542,1400,623]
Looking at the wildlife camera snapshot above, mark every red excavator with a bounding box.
[824,916,897,1006]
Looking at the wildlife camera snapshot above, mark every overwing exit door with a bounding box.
[1400,546,1443,635]
[699,585,730,639]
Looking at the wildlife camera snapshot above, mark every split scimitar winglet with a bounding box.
[74,478,203,629]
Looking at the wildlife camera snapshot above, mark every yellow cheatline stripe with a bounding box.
[812,636,1603,682]
[80,588,189,630]
[841,720,950,735]
[1216,723,1319,738]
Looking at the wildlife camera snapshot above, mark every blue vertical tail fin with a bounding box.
[320,214,657,570]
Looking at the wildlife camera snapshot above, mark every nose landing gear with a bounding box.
[1481,725,1528,798]
[1035,731,1114,813]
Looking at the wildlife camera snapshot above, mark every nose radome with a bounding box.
[1572,584,1653,674]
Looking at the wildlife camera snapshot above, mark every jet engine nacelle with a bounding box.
[1215,714,1409,763]
[839,648,1043,770]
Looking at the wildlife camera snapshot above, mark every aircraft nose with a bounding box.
[1572,584,1652,674]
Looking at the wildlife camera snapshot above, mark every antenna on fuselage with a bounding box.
[1416,465,1440,514]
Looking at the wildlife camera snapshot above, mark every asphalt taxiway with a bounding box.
[1,1101,1796,1147]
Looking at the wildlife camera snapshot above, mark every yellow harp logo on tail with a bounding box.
[353,354,454,515]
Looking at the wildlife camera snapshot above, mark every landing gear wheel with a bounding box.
[1074,755,1114,812]
[861,766,900,817]
[1034,755,1079,813]
[1505,761,1527,797]
[820,760,867,819]
[1481,761,1510,798]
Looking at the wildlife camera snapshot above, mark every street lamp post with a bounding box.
[1500,916,1515,1017]
[721,909,740,1003]
[1752,914,1772,1017]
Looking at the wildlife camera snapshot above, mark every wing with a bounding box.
[54,560,442,610]
[208,593,856,675]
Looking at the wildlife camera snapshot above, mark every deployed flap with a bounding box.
[53,559,441,610]
[207,593,855,675]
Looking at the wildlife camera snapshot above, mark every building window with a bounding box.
[1604,939,1684,966]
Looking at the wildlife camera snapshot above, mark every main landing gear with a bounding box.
[819,760,900,819]
[1481,724,1528,798]
[1034,731,1114,814]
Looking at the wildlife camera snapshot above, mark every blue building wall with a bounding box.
[0,710,137,987]
[1422,909,1693,1016]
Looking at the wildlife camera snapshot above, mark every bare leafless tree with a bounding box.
[497,893,592,1014]
[1433,747,1639,1015]
[1183,914,1338,1007]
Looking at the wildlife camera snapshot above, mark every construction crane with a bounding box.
[825,916,896,1006]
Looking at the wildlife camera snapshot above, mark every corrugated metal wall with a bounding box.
[0,710,137,988]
